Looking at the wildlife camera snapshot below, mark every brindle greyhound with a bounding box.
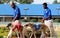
[23,23,36,38]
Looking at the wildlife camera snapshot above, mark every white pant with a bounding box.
[12,20,20,26]
[44,19,57,38]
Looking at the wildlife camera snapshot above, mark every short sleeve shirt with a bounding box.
[13,6,21,20]
[44,7,52,20]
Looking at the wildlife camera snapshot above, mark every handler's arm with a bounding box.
[13,14,18,21]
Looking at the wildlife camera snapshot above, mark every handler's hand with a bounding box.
[41,19,44,23]
[12,19,15,22]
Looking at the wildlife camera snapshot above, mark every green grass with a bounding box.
[0,27,60,38]
[0,27,19,37]
[56,31,60,37]
[0,27,9,38]
[0,27,9,34]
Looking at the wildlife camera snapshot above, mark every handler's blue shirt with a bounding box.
[44,7,52,20]
[13,6,21,20]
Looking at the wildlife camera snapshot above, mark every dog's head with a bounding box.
[6,23,12,27]
[25,23,33,31]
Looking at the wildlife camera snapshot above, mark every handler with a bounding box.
[41,3,57,38]
[7,1,23,38]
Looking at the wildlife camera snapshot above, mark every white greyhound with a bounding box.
[7,20,23,38]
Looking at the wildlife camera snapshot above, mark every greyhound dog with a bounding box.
[23,23,36,38]
[23,23,50,38]
[6,20,23,38]
[40,23,50,38]
[23,23,41,38]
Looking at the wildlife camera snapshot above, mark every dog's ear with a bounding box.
[6,23,12,27]
[25,24,28,27]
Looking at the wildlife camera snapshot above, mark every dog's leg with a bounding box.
[33,33,36,38]
[16,31,20,38]
[32,28,36,38]
[30,32,33,38]
[23,27,29,38]
[30,32,36,38]
[7,29,12,38]
[40,24,47,38]
[40,31,46,38]
[20,31,23,38]
[22,27,26,38]
[34,32,36,38]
